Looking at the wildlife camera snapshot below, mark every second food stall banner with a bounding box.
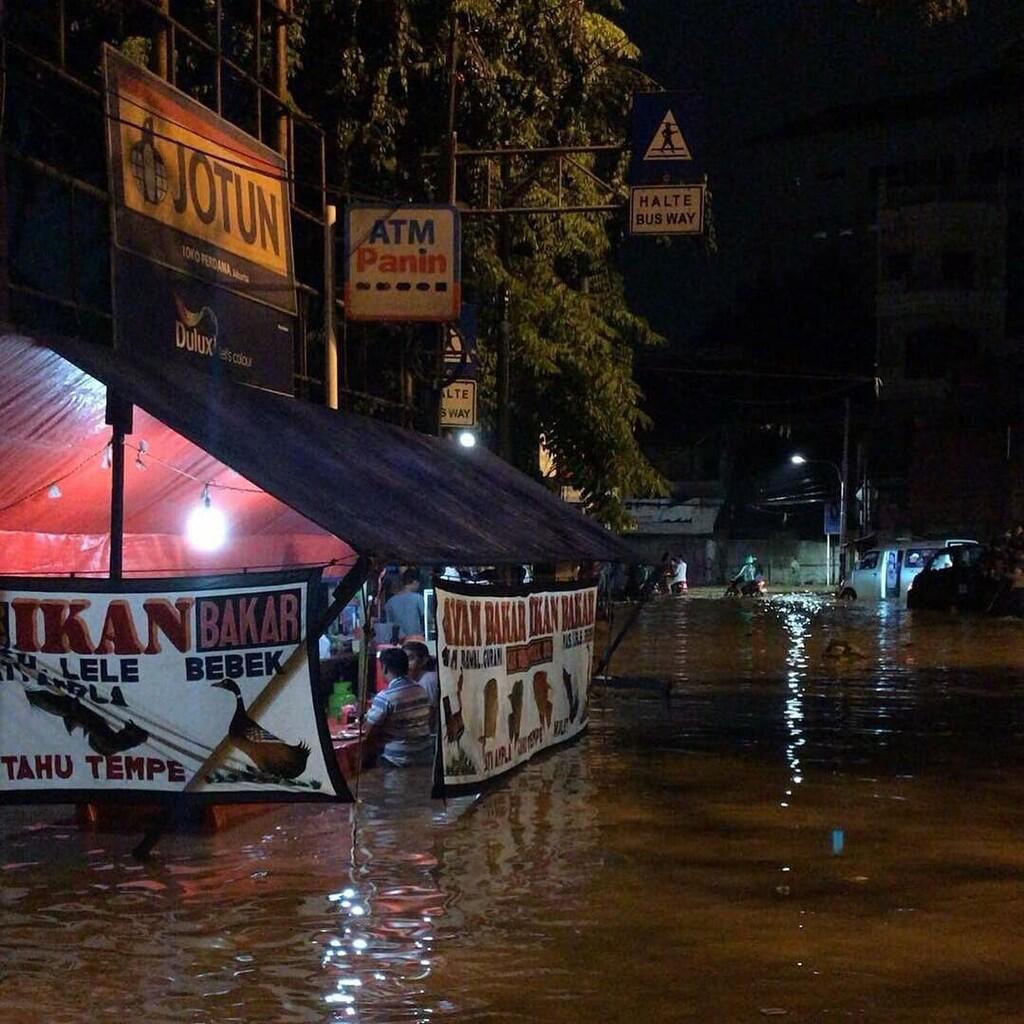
[433,581,597,794]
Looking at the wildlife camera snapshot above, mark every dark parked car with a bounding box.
[906,544,1008,612]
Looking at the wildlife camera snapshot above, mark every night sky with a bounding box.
[623,0,1020,345]
[619,0,1023,492]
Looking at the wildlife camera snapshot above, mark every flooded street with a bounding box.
[4,594,1024,1022]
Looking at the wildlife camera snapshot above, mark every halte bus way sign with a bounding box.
[440,380,477,427]
[628,185,705,236]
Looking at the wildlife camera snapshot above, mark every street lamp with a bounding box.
[790,453,846,585]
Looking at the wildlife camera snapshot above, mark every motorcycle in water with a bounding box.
[724,577,767,598]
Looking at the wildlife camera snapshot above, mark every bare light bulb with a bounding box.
[186,486,227,551]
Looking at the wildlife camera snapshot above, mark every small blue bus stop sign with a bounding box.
[824,502,841,536]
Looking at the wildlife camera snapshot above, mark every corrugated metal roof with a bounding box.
[31,334,635,565]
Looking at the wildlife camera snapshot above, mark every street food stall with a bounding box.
[0,331,635,839]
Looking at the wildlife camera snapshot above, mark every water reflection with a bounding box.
[778,595,813,806]
[5,596,1024,1021]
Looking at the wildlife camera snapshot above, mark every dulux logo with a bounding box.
[174,297,218,357]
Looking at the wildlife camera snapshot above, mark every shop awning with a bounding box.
[0,332,635,573]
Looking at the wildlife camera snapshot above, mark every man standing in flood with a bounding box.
[363,647,434,767]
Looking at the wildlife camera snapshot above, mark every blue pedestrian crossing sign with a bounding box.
[630,92,702,184]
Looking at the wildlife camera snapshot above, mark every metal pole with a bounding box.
[497,156,512,461]
[435,6,459,436]
[445,9,458,205]
[105,392,132,581]
[825,532,831,588]
[109,430,125,580]
[273,0,289,160]
[324,204,338,409]
[840,397,850,581]
[215,0,223,115]
[498,282,511,461]
[254,0,263,140]
[153,0,169,80]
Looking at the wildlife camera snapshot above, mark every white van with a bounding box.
[839,538,978,601]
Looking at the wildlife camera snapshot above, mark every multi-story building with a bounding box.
[750,50,1024,539]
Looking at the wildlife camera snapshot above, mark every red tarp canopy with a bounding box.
[0,335,355,577]
[0,331,635,574]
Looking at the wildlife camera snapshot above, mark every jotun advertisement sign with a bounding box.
[0,571,351,804]
[433,581,596,794]
[103,47,296,393]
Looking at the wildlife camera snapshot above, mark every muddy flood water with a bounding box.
[4,593,1024,1022]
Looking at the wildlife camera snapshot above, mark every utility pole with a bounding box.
[154,0,170,80]
[273,0,289,162]
[497,159,513,462]
[434,6,459,436]
[444,10,459,206]
[840,396,850,581]
[106,394,131,581]
[498,280,511,460]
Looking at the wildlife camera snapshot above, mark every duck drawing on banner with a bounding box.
[442,672,475,777]
[211,680,310,781]
[562,667,579,723]
[479,678,499,759]
[532,670,553,731]
[507,678,524,746]
[442,671,465,746]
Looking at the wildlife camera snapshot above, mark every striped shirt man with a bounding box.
[365,674,434,767]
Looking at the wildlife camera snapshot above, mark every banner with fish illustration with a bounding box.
[0,571,352,804]
[432,581,597,795]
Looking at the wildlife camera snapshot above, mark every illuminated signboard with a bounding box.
[344,204,460,322]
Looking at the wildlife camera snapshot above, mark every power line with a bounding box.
[644,364,878,384]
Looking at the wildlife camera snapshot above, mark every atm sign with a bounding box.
[344,204,461,322]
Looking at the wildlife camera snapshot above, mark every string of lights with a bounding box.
[10,556,359,576]
[0,434,268,521]
[122,439,263,494]
[0,442,109,516]
[0,429,360,564]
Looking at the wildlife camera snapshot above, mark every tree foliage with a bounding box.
[857,0,968,23]
[292,0,667,527]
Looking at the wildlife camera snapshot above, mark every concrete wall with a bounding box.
[721,538,835,587]
[629,534,837,586]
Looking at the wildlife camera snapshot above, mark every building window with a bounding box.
[884,251,912,284]
[968,147,1005,185]
[941,250,975,289]
[857,551,879,571]
[904,325,977,379]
